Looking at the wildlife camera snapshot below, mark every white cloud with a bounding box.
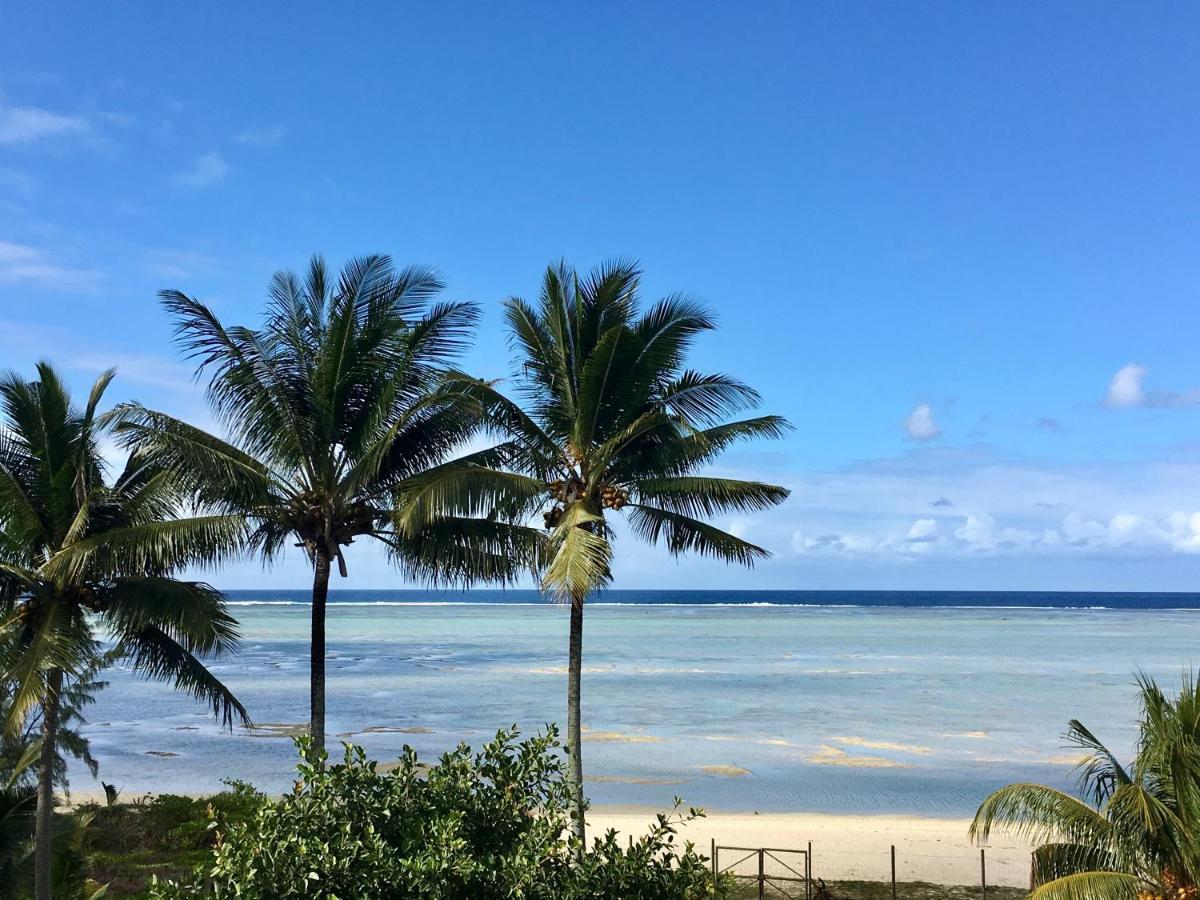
[904,403,941,441]
[751,444,1200,566]
[172,152,231,189]
[1105,363,1147,408]
[1104,363,1200,409]
[234,125,287,147]
[0,241,103,291]
[907,518,938,541]
[0,105,90,145]
[955,512,996,550]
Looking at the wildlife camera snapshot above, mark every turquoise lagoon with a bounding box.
[80,591,1200,815]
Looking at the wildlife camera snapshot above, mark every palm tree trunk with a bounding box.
[34,667,63,900]
[567,591,586,858]
[310,548,332,755]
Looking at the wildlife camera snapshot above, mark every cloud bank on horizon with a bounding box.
[2,4,1199,591]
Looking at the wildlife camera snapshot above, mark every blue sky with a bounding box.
[2,3,1199,591]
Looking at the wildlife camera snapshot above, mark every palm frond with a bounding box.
[117,624,249,729]
[1029,871,1144,900]
[99,578,240,657]
[1067,719,1134,805]
[393,453,547,536]
[381,519,546,587]
[626,504,770,566]
[659,370,761,426]
[109,404,283,510]
[42,515,249,586]
[970,782,1114,848]
[635,476,790,517]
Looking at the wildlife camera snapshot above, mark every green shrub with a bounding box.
[151,727,727,899]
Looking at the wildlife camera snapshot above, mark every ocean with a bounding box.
[79,590,1200,816]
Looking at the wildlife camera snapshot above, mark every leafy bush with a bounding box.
[152,727,727,899]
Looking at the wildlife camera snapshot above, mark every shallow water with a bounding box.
[79,594,1200,815]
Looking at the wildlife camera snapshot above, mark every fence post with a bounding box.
[758,848,765,899]
[891,845,897,900]
[981,848,987,900]
[806,845,812,900]
[710,839,716,878]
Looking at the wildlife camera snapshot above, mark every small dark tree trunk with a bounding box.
[567,592,586,858]
[34,667,63,900]
[310,548,332,755]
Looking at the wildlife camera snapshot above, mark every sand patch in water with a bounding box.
[583,730,663,744]
[1042,753,1089,766]
[808,746,910,769]
[827,736,933,755]
[337,725,433,737]
[242,722,308,739]
[700,765,750,777]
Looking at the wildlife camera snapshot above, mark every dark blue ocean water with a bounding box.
[229,588,1200,609]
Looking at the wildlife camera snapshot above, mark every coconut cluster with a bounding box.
[546,478,585,503]
[601,484,630,510]
[1140,872,1198,900]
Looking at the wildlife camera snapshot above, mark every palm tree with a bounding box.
[971,671,1200,900]
[395,260,792,848]
[114,254,527,751]
[0,363,248,900]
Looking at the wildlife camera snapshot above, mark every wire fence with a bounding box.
[713,842,1029,900]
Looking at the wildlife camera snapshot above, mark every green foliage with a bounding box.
[151,728,727,899]
[60,785,259,896]
[112,254,502,585]
[395,260,794,600]
[971,670,1200,900]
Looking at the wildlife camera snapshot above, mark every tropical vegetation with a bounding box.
[150,728,728,899]
[394,260,791,843]
[971,671,1200,900]
[0,254,798,897]
[0,364,248,900]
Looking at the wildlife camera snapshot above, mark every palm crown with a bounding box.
[117,255,483,575]
[971,672,1200,900]
[0,364,246,731]
[399,260,793,597]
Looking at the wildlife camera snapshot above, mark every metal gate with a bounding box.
[712,843,811,899]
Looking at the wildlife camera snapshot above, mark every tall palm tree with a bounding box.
[114,254,528,750]
[0,363,248,900]
[971,671,1200,900]
[395,260,792,848]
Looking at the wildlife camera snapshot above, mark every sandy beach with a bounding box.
[589,807,1034,887]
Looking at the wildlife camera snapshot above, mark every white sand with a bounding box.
[588,807,1035,888]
